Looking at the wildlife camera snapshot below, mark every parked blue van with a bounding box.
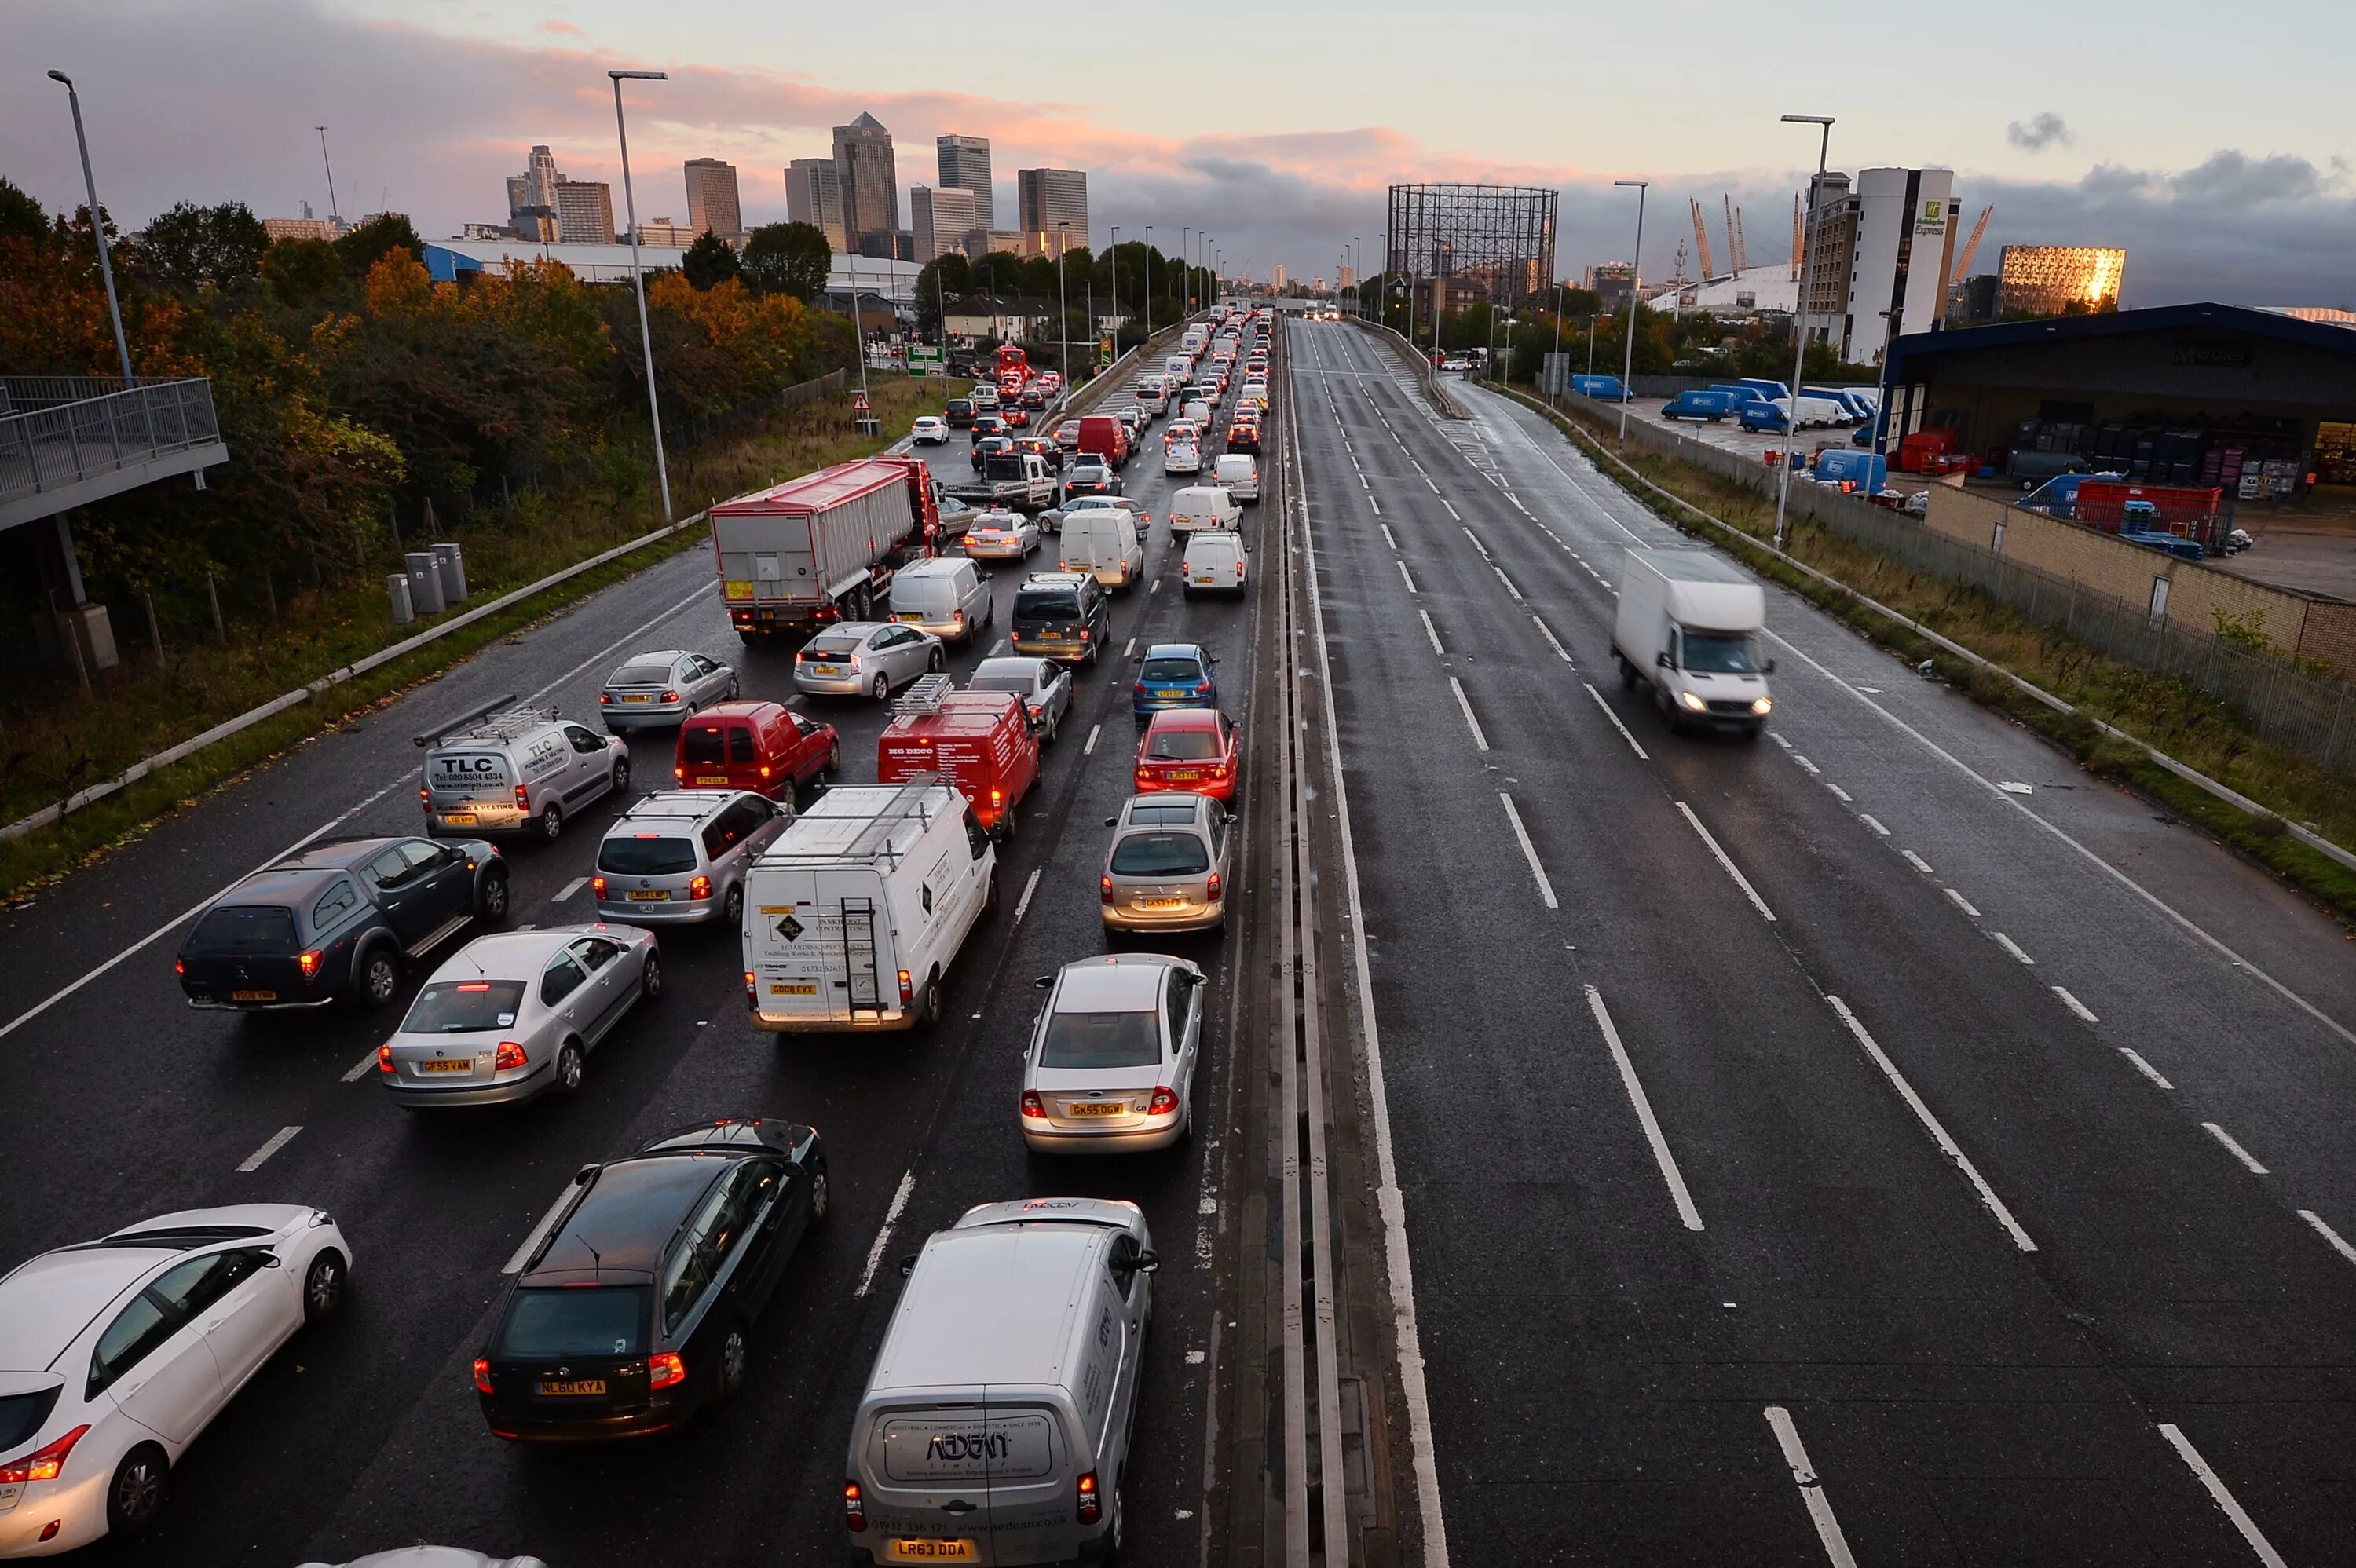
[1661,389,1736,422]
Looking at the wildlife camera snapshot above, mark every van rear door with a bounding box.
[749,866,898,1023]
[868,1398,1074,1565]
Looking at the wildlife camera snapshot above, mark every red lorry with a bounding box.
[876,677,1040,839]
[711,457,940,641]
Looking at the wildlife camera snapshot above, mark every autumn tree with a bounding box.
[741,221,832,302]
[335,213,425,276]
[261,237,342,304]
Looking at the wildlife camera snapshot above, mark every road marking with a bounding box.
[1012,868,1042,926]
[1585,987,1703,1230]
[1492,567,1525,603]
[1425,475,1441,494]
[1860,813,1890,836]
[1771,733,1794,750]
[2120,1048,2173,1089]
[1901,849,1934,875]
[503,1181,584,1274]
[1791,754,1821,775]
[2300,1209,2356,1269]
[1764,1406,1859,1568]
[1674,802,1776,922]
[990,638,1008,656]
[1381,524,1399,550]
[1498,793,1557,909]
[1585,684,1649,759]
[2156,1423,2288,1568]
[1398,561,1420,594]
[855,1170,917,1299]
[342,1049,380,1084]
[514,922,535,931]
[1461,527,1491,559]
[1124,637,1137,657]
[1369,497,1382,516]
[2053,985,2097,1022]
[1824,781,1853,802]
[237,1125,302,1173]
[1827,996,2036,1250]
[1083,722,1102,755]
[554,875,588,901]
[1449,678,1490,751]
[1944,887,1981,917]
[2202,1122,2269,1175]
[1150,579,1161,595]
[1418,610,1445,656]
[1440,499,1460,521]
[1992,932,2036,965]
[1530,615,1574,665]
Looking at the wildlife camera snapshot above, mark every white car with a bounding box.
[910,415,949,445]
[1164,440,1202,477]
[0,1205,352,1555]
[961,510,1041,562]
[1020,955,1206,1153]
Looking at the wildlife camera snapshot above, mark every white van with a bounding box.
[1059,507,1145,591]
[890,557,993,645]
[1182,399,1212,429]
[1213,453,1260,503]
[1164,353,1194,383]
[1131,382,1168,418]
[1182,531,1248,597]
[1168,484,1242,535]
[416,696,630,842]
[742,780,997,1031]
[1612,546,1774,736]
[845,1198,1157,1566]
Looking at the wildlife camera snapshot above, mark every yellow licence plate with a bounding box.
[891,1541,975,1560]
[443,813,478,826]
[1140,897,1186,909]
[810,665,843,675]
[418,1058,474,1075]
[231,989,277,1002]
[771,981,818,996]
[537,1379,607,1397]
[1066,1102,1125,1117]
[1164,769,1202,780]
[696,775,729,785]
[627,890,669,901]
[621,693,653,704]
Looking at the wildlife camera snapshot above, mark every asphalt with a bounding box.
[1286,320,2356,1566]
[0,366,1273,1566]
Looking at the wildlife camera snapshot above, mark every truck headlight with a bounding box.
[1678,690,1707,712]
[1751,696,1773,716]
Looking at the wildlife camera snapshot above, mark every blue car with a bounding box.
[1132,642,1220,719]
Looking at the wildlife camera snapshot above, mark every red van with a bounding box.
[1077,413,1132,470]
[675,700,838,799]
[876,688,1040,838]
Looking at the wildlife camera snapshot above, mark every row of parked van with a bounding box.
[1658,378,1879,433]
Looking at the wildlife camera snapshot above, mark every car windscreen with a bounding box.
[186,905,298,955]
[1681,632,1764,674]
[401,979,528,1034]
[494,1286,648,1358]
[0,1387,61,1451]
[610,663,674,686]
[1015,590,1080,623]
[1146,729,1220,761]
[1040,1007,1162,1069]
[598,835,700,875]
[1111,832,1211,876]
[1141,658,1202,682]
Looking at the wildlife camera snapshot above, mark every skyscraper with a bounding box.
[683,158,744,240]
[1015,168,1088,254]
[554,179,616,244]
[525,145,562,208]
[832,113,901,254]
[936,135,996,230]
[785,158,845,251]
[506,145,564,231]
[911,186,979,264]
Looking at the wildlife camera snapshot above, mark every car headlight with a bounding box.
[1678,690,1707,712]
[1751,696,1773,716]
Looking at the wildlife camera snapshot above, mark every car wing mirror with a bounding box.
[898,1252,918,1279]
[1033,974,1055,989]
[1185,970,1208,986]
[1134,1249,1161,1274]
[1764,658,1779,674]
[1655,651,1672,669]
[261,1252,284,1268]
[1104,817,1119,828]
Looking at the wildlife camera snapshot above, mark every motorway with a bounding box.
[1284,318,2356,1564]
[0,356,1269,1565]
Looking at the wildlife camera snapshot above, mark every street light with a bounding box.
[1549,282,1564,407]
[46,71,134,386]
[1143,225,1154,333]
[1181,228,1190,319]
[1776,113,1835,552]
[1613,178,1648,448]
[609,69,673,520]
[1110,225,1119,356]
[1057,221,1070,392]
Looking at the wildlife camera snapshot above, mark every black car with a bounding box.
[1019,384,1049,411]
[1011,572,1111,667]
[971,434,1015,473]
[176,835,508,1012]
[945,397,975,429]
[1063,460,1121,500]
[1227,422,1261,454]
[475,1117,828,1442]
[971,413,1007,442]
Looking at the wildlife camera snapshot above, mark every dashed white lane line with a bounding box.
[1900,849,1935,875]
[1398,561,1420,594]
[1764,1405,1859,1568]
[1491,567,1525,604]
[989,638,1008,656]
[341,1049,380,1084]
[1150,579,1162,595]
[1369,497,1382,517]
[1586,685,1649,759]
[2202,1122,2270,1175]
[1498,794,1558,909]
[2300,1209,2356,1269]
[1460,527,1491,560]
[1424,475,1441,494]
[1586,987,1703,1231]
[2156,1423,2288,1568]
[238,1125,302,1172]
[1084,723,1102,755]
[554,875,588,902]
[2053,985,2098,1022]
[1530,616,1574,665]
[1791,754,1821,776]
[1860,814,1890,836]
[1418,611,1445,657]
[1124,637,1137,657]
[1440,499,1461,521]
[1449,678,1490,751]
[1824,781,1853,803]
[1381,524,1399,550]
[2120,1048,2174,1090]
[1674,801,1776,922]
[1992,932,2037,966]
[1771,733,1794,750]
[855,1170,917,1299]
[1827,996,2038,1252]
[1945,887,1982,918]
[503,1181,584,1274]
[1012,868,1042,926]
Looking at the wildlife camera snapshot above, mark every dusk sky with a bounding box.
[10,0,2353,306]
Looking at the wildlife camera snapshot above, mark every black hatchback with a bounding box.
[475,1117,829,1442]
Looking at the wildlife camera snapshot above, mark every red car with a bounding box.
[1001,405,1031,429]
[1133,708,1240,802]
[675,700,838,799]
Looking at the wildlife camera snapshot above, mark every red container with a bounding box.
[2072,481,2223,542]
[1896,428,1958,473]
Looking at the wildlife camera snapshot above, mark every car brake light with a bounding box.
[472,1358,495,1395]
[298,949,322,978]
[1100,875,1114,905]
[591,875,607,897]
[744,970,757,999]
[649,1351,686,1390]
[1206,871,1223,901]
[175,956,185,976]
[1079,628,1090,641]
[673,765,685,780]
[495,1040,527,1070]
[898,970,913,1006]
[0,1424,88,1486]
[663,690,678,704]
[599,692,613,704]
[419,786,430,804]
[1077,1470,1103,1526]
[845,1480,868,1533]
[514,784,529,807]
[377,1044,393,1074]
[1021,1090,1048,1120]
[1149,1086,1180,1116]
[689,875,712,901]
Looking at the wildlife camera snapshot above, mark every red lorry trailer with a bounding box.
[712,457,940,641]
[2070,480,2225,545]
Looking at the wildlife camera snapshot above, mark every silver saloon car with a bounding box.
[377,926,660,1106]
[961,510,1041,562]
[1019,954,1205,1153]
[967,656,1072,741]
[598,649,737,732]
[1101,793,1231,933]
[791,622,945,700]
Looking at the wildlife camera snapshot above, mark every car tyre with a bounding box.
[927,647,946,674]
[540,802,564,842]
[998,802,1019,842]
[554,1040,584,1095]
[827,739,842,776]
[302,1248,347,1324]
[809,1163,831,1226]
[872,673,890,701]
[723,883,744,925]
[353,944,401,1011]
[611,756,631,797]
[1617,653,1637,689]
[982,868,1000,916]
[108,1444,169,1539]
[476,867,510,925]
[640,952,664,1003]
[726,678,741,700]
[715,1322,748,1402]
[920,972,944,1029]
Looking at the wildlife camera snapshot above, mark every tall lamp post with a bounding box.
[1057,221,1071,391]
[1774,114,1835,551]
[1180,228,1190,321]
[1109,225,1120,356]
[1549,282,1565,406]
[609,68,673,520]
[1143,225,1154,333]
[1612,178,1648,448]
[46,72,134,387]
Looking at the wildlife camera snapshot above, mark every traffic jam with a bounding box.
[0,305,1279,1563]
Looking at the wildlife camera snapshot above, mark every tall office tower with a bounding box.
[1016,168,1089,254]
[553,179,616,244]
[936,135,997,230]
[525,145,562,208]
[832,113,902,253]
[911,186,979,264]
[504,175,532,225]
[683,158,744,240]
[785,158,845,251]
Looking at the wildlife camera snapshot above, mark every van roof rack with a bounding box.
[412,693,562,747]
[890,674,957,717]
[842,774,943,863]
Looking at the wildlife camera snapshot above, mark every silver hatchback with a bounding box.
[592,790,791,926]
[598,649,737,732]
[1100,794,1232,933]
[792,621,945,700]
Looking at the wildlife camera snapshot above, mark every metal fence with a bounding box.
[1,378,222,506]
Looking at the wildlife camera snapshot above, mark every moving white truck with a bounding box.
[1612,547,1775,736]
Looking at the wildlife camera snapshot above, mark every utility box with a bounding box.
[431,542,468,602]
[404,551,446,615]
[388,572,415,625]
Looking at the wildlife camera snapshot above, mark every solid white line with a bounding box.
[1992,931,2037,965]
[2119,1047,2174,1089]
[1012,868,1042,926]
[1944,887,1982,918]
[1498,794,1558,909]
[1491,566,1525,603]
[1124,637,1137,657]
[1585,987,1703,1230]
[503,1182,584,1274]
[554,875,589,901]
[1901,849,1934,875]
[1860,813,1890,836]
[2156,1423,2288,1568]
[1381,524,1399,550]
[1827,996,2037,1251]
[1418,611,1445,656]
[237,1125,302,1173]
[2202,1122,2270,1175]
[341,1049,380,1084]
[1585,684,1648,759]
[1449,678,1490,751]
[1530,615,1574,665]
[1084,723,1102,755]
[1398,561,1420,594]
[1674,802,1776,922]
[2299,1209,2356,1269]
[855,1170,917,1299]
[2053,985,2098,1022]
[1764,1406,1859,1568]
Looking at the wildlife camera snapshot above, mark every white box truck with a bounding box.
[1612,547,1775,736]
[712,457,938,641]
[742,780,997,1032]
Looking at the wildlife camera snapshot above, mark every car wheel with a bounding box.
[920,973,943,1028]
[723,883,744,924]
[1617,653,1637,690]
[809,1163,831,1225]
[611,755,631,797]
[640,952,664,1003]
[354,945,401,1011]
[827,739,842,775]
[1044,709,1059,743]
[302,1248,347,1324]
[872,673,890,700]
[107,1444,168,1538]
[715,1323,748,1402]
[998,802,1019,842]
[540,801,564,841]
[477,868,510,924]
[726,678,741,700]
[927,647,946,674]
[554,1040,584,1095]
[982,868,1001,916]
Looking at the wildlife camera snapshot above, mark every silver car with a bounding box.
[1020,954,1205,1153]
[961,510,1041,561]
[968,655,1073,742]
[592,789,791,925]
[1101,793,1231,932]
[598,649,737,732]
[377,926,660,1106]
[791,621,945,700]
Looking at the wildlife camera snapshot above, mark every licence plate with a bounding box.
[443,813,478,826]
[891,1544,975,1562]
[696,775,729,785]
[621,693,653,704]
[1156,689,1186,699]
[1066,1101,1126,1117]
[627,890,669,901]
[1165,769,1202,781]
[1140,897,1186,909]
[810,665,843,675]
[771,981,818,996]
[418,1058,474,1075]
[231,989,277,1002]
[536,1379,607,1397]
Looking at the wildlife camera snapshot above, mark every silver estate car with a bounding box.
[592,790,791,926]
[791,621,945,700]
[598,649,737,732]
[1101,794,1231,933]
[377,926,660,1106]
[1019,955,1206,1153]
[968,655,1073,741]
